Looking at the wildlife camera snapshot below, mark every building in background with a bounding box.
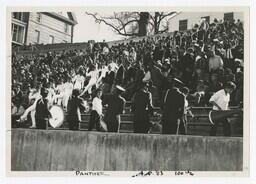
[12,12,77,46]
[168,12,243,32]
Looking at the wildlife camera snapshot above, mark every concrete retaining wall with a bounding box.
[11,129,243,171]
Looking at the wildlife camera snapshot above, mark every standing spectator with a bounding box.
[88,89,103,131]
[72,69,85,90]
[209,50,224,72]
[14,84,23,104]
[179,87,194,134]
[209,82,236,136]
[103,85,126,132]
[131,82,154,133]
[129,47,137,63]
[66,89,86,131]
[35,88,51,130]
[102,65,116,94]
[162,78,185,134]
[180,48,195,86]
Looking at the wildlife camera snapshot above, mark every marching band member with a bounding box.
[96,65,108,88]
[80,64,99,97]
[179,87,194,135]
[46,82,56,107]
[88,88,103,131]
[19,85,41,128]
[63,78,73,110]
[131,82,154,133]
[162,78,185,135]
[66,89,87,131]
[103,85,126,132]
[55,79,65,106]
[102,64,116,94]
[35,87,51,130]
[209,82,236,136]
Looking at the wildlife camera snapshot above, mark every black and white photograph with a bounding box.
[6,6,250,177]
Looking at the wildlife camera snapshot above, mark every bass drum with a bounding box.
[49,105,64,128]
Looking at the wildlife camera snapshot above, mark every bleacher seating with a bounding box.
[44,100,242,137]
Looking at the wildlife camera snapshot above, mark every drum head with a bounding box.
[49,105,64,128]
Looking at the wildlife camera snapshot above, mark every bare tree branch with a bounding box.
[158,27,168,34]
[158,12,176,23]
[85,12,138,36]
[85,11,176,37]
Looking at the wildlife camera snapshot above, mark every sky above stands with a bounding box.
[73,12,126,43]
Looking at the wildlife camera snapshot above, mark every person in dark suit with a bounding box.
[115,60,125,85]
[66,89,86,130]
[35,88,51,130]
[102,65,115,94]
[179,48,195,86]
[103,85,126,132]
[149,63,164,106]
[162,78,185,134]
[131,82,154,133]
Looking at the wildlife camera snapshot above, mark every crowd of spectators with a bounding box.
[11,17,244,117]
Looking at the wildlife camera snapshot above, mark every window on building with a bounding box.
[12,23,25,44]
[36,13,41,23]
[179,19,188,31]
[12,12,24,21]
[49,35,54,44]
[64,23,69,33]
[35,30,40,44]
[201,16,210,23]
[224,12,234,21]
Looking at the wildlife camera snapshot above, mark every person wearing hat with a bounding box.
[66,89,87,131]
[162,78,186,135]
[103,85,126,132]
[131,82,154,133]
[35,88,51,130]
[88,88,103,131]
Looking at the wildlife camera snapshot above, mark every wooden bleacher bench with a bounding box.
[41,100,241,136]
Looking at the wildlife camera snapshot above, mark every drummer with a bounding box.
[103,85,126,132]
